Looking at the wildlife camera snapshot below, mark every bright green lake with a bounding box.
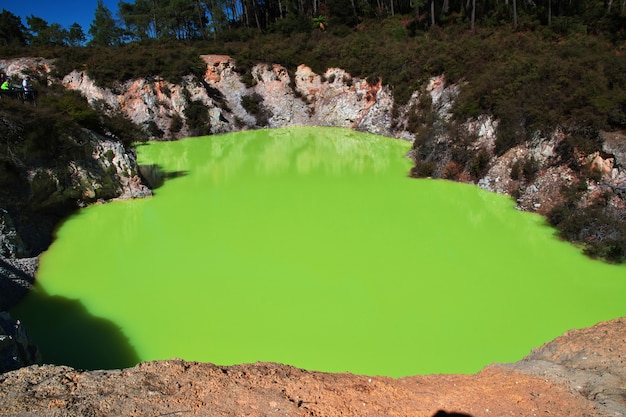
[11,127,626,377]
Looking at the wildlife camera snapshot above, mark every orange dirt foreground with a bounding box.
[0,318,624,417]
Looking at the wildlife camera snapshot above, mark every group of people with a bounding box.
[0,73,36,103]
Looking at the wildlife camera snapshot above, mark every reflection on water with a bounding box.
[11,127,626,376]
[147,127,411,185]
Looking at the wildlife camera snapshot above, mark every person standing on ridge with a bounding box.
[21,76,36,104]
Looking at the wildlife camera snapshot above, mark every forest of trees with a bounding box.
[1,0,625,46]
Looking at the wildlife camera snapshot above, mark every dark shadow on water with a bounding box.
[138,163,187,190]
[432,411,473,417]
[9,285,140,370]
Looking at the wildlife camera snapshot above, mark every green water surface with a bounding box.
[12,127,626,377]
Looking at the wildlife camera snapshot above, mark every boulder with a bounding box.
[0,210,26,259]
[602,130,626,167]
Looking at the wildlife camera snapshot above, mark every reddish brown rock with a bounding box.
[0,318,623,417]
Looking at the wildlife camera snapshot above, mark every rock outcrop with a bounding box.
[59,56,626,223]
[506,317,626,417]
[0,317,623,417]
[0,312,40,374]
[4,54,614,226]
[60,55,401,140]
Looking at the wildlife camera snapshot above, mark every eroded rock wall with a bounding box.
[60,55,405,140]
[57,54,626,221]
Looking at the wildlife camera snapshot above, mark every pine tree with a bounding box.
[68,23,86,46]
[26,16,70,46]
[0,9,27,45]
[89,0,123,46]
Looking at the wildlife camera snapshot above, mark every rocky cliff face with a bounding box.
[58,55,626,220]
[60,55,401,139]
[8,56,626,217]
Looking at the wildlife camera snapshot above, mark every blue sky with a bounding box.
[2,0,120,33]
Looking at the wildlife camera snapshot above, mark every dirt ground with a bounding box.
[0,318,624,417]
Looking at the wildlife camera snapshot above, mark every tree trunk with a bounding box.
[151,0,159,38]
[513,0,517,27]
[231,0,238,24]
[471,0,475,30]
[242,0,249,27]
[442,0,449,14]
[548,0,552,24]
[431,0,435,25]
[196,0,207,39]
[248,0,262,32]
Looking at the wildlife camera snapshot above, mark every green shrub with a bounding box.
[40,89,101,131]
[406,94,435,135]
[102,113,146,146]
[469,149,491,178]
[366,75,380,86]
[1,95,85,167]
[522,156,540,182]
[184,99,211,136]
[547,182,626,264]
[241,93,272,127]
[549,204,626,264]
[550,17,588,36]
[145,121,164,139]
[268,14,312,34]
[556,127,604,168]
[410,161,437,177]
[494,110,526,155]
[53,43,206,87]
[170,114,183,133]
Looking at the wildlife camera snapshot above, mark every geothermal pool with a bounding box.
[11,127,626,377]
